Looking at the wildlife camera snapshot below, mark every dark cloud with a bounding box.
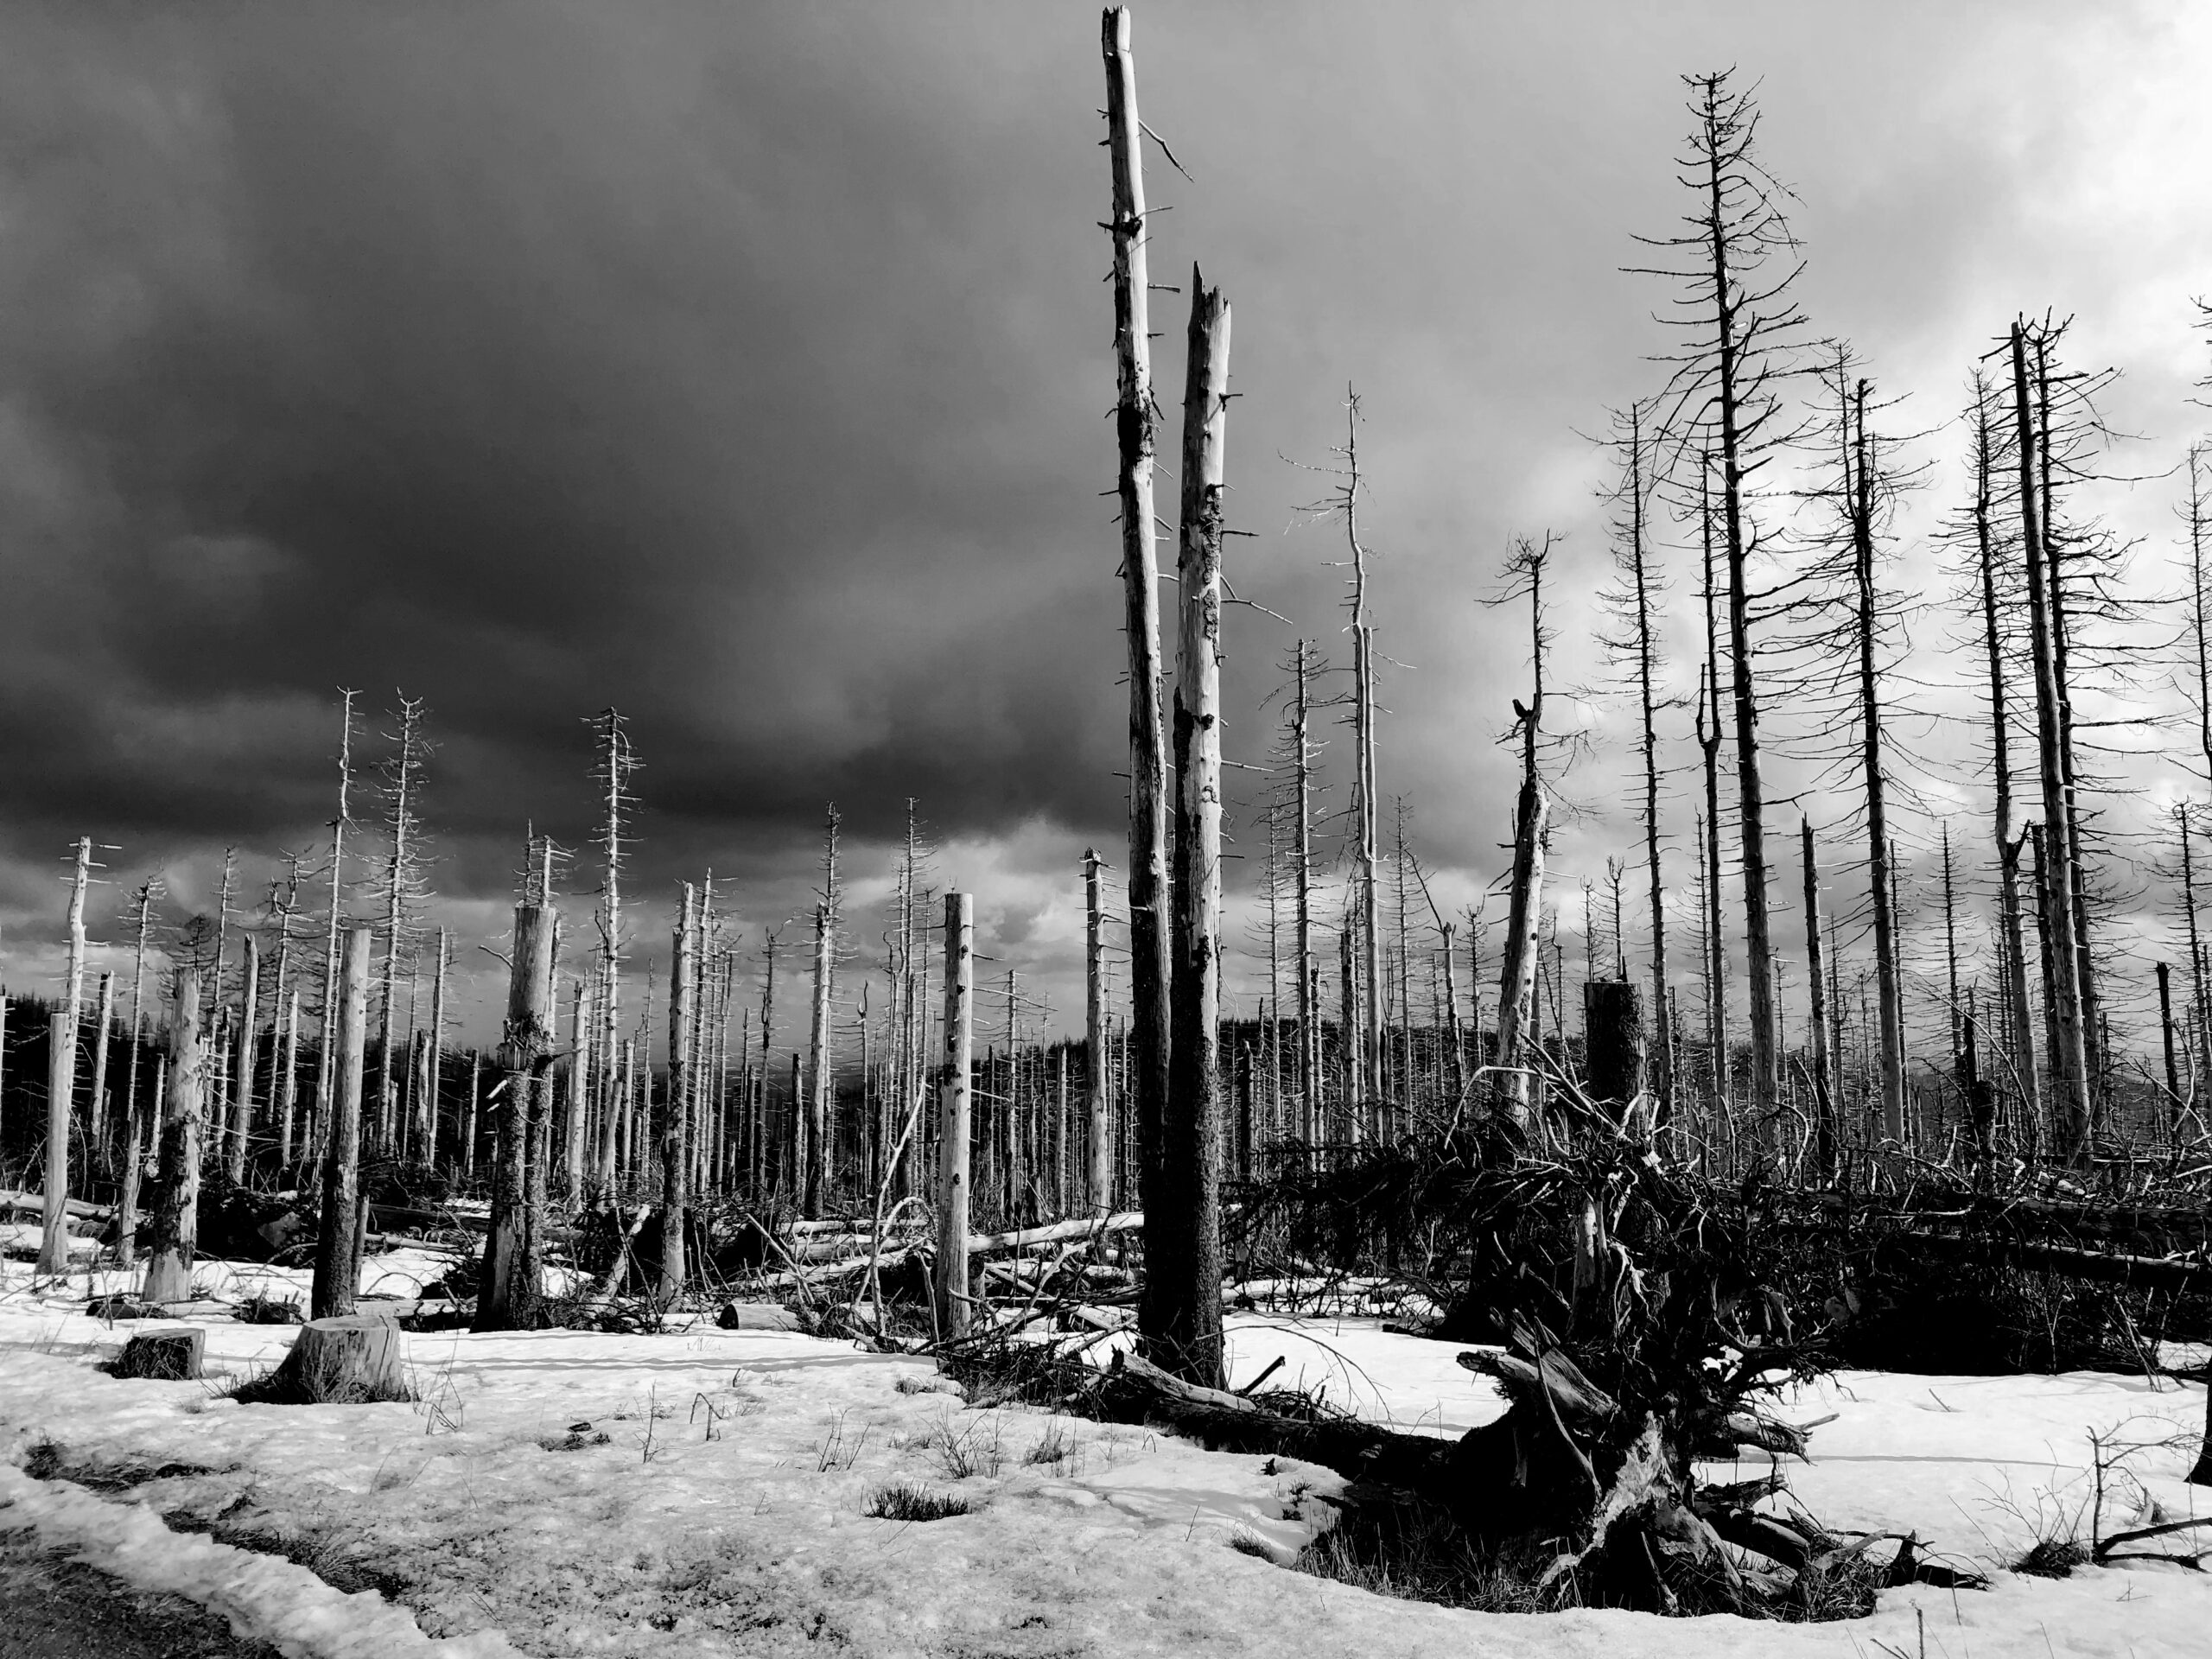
[0,1,2203,1040]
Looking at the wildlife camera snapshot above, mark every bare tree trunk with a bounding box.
[312,925,372,1320]
[1496,786,1550,1128]
[478,896,554,1330]
[141,970,206,1304]
[806,895,833,1220]
[1292,642,1319,1140]
[277,987,301,1170]
[116,884,156,1268]
[1801,821,1835,1177]
[227,937,259,1183]
[1696,464,1731,1122]
[1084,848,1109,1211]
[1102,3,1173,1306]
[661,883,696,1295]
[87,971,114,1176]
[1974,384,2040,1133]
[2011,322,2091,1157]
[1154,270,1230,1389]
[936,893,974,1338]
[36,836,92,1275]
[312,691,357,1173]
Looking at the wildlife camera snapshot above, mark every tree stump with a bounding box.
[266,1315,410,1403]
[1582,979,1647,1109]
[113,1327,205,1381]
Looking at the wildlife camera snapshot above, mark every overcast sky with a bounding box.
[3,2,2209,1051]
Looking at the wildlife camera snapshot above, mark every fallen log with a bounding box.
[969,1212,1143,1255]
[1096,1348,1450,1491]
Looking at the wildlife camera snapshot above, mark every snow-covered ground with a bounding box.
[3,1244,2209,1657]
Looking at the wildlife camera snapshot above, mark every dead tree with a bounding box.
[936,892,974,1338]
[1493,539,1554,1130]
[86,970,114,1174]
[311,925,372,1320]
[1598,402,1674,1119]
[36,836,93,1275]
[115,880,160,1268]
[372,696,429,1153]
[804,807,840,1218]
[1153,269,1230,1388]
[311,690,358,1173]
[2010,321,2093,1156]
[478,887,555,1331]
[227,935,260,1182]
[1798,353,1916,1141]
[1961,373,2042,1133]
[1084,848,1109,1211]
[661,881,696,1294]
[1635,72,1815,1121]
[140,969,206,1305]
[1101,3,1173,1288]
[1800,820,1836,1175]
[1694,461,1730,1117]
[591,709,635,1194]
[1289,641,1322,1137]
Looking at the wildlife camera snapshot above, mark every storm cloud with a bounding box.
[1,1,2207,1040]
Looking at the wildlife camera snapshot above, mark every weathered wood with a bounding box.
[935,893,975,1338]
[479,893,555,1331]
[1102,3,1172,1345]
[1580,980,1647,1110]
[312,925,372,1320]
[113,1327,205,1382]
[269,1314,410,1403]
[141,972,207,1306]
[660,882,696,1294]
[37,838,92,1275]
[1152,268,1230,1389]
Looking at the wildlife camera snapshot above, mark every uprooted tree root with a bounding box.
[944,1115,1991,1619]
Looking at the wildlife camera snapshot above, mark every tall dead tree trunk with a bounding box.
[936,892,974,1338]
[1695,461,1731,1118]
[228,936,260,1182]
[1154,269,1230,1389]
[116,882,157,1268]
[312,691,357,1173]
[806,884,833,1220]
[1494,542,1552,1131]
[36,836,92,1275]
[1291,641,1320,1139]
[87,970,114,1174]
[478,893,554,1331]
[594,709,631,1194]
[140,969,206,1305]
[312,925,372,1320]
[661,882,696,1294]
[2012,321,2091,1157]
[1801,821,1835,1176]
[1102,3,1173,1305]
[1973,378,2040,1133]
[1084,849,1109,1212]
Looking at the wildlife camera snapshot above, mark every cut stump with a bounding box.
[262,1315,410,1403]
[112,1327,205,1381]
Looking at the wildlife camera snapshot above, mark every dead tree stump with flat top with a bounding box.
[112,1327,204,1381]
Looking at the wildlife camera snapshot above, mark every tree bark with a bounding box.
[805,898,832,1219]
[477,899,554,1330]
[228,937,260,1183]
[2011,323,2091,1157]
[36,837,92,1275]
[140,971,206,1305]
[1154,270,1230,1389]
[661,883,696,1293]
[935,893,974,1338]
[1102,4,1172,1316]
[1801,820,1835,1176]
[312,925,372,1320]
